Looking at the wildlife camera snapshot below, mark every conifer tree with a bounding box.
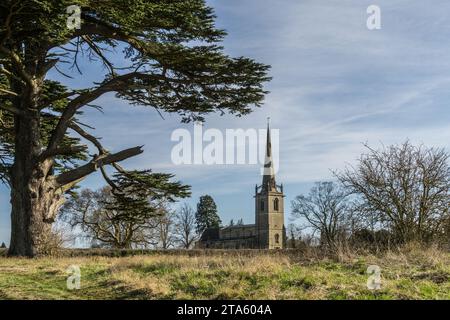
[0,0,270,256]
[195,195,221,234]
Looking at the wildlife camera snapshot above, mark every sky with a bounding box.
[1,0,450,245]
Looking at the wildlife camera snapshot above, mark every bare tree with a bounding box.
[156,206,176,250]
[175,204,198,249]
[286,223,302,249]
[60,187,159,249]
[291,181,349,249]
[336,141,450,244]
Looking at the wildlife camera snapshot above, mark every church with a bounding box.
[197,123,286,249]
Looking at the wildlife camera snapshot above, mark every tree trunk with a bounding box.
[8,83,63,257]
[9,176,63,256]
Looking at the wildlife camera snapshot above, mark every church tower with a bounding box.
[255,120,285,249]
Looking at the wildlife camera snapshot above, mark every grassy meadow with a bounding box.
[0,246,449,300]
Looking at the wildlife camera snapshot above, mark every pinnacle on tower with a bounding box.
[261,118,277,192]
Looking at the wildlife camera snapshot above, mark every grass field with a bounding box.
[0,246,449,300]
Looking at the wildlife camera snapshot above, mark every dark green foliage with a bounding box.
[0,0,270,191]
[195,195,221,234]
[107,169,190,223]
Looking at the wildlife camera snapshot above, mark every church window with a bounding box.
[274,198,279,211]
[275,234,280,244]
[260,200,264,211]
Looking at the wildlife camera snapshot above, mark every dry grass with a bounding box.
[0,246,448,300]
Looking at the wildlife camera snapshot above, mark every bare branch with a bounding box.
[0,87,18,96]
[54,146,143,187]
[81,35,115,76]
[69,122,107,154]
[99,165,119,190]
[46,72,146,152]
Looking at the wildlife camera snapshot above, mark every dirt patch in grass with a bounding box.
[411,271,449,284]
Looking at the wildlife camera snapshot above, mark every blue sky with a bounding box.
[1,0,450,245]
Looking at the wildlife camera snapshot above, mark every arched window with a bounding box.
[260,200,264,211]
[274,198,279,211]
[275,233,280,244]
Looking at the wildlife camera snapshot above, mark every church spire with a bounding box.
[262,118,276,192]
